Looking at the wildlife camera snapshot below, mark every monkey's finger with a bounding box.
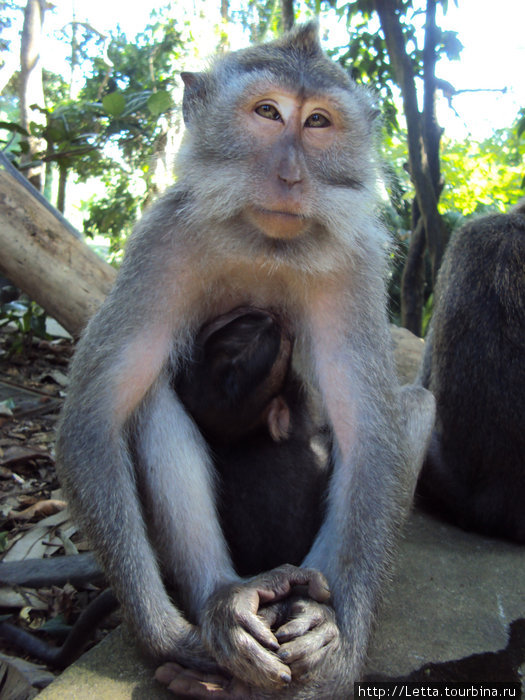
[287,645,336,682]
[274,607,323,642]
[303,569,331,603]
[277,622,337,665]
[237,609,280,651]
[253,564,330,604]
[258,599,288,629]
[231,629,292,687]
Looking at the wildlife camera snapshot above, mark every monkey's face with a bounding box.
[178,24,383,260]
[239,90,340,240]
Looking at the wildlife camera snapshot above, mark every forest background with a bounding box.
[1,0,524,338]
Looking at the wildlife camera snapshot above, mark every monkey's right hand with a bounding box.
[200,564,330,691]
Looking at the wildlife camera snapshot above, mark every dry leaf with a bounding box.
[9,500,67,522]
[0,587,47,610]
[0,446,50,468]
[3,510,71,562]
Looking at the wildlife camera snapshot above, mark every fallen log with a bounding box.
[0,553,104,588]
[0,157,116,337]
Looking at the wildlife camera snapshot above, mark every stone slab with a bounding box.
[37,510,525,698]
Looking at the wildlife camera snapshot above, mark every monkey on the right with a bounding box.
[417,200,525,543]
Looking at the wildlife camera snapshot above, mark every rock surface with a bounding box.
[38,510,525,698]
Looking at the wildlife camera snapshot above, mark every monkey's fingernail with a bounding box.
[280,671,292,683]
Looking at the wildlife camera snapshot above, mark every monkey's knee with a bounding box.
[399,385,435,469]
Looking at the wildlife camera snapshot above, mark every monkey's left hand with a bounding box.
[199,564,330,691]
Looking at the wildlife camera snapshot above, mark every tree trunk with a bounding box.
[281,0,294,31]
[374,0,446,335]
[400,217,425,335]
[19,0,47,190]
[56,163,67,214]
[0,166,116,338]
[422,0,443,195]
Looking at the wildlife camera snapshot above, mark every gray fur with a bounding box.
[56,22,435,697]
[417,199,525,543]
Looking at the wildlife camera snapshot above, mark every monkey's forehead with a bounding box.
[216,50,352,95]
[209,22,353,95]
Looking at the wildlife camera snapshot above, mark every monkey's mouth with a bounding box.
[258,207,302,218]
[246,206,308,240]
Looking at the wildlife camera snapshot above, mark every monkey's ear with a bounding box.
[180,71,208,127]
[267,396,291,443]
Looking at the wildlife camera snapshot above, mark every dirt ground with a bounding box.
[0,322,118,696]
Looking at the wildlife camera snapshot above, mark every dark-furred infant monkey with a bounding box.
[175,307,331,577]
[56,23,435,699]
[417,200,525,543]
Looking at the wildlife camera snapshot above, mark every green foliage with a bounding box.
[319,1,463,134]
[82,175,140,260]
[517,109,525,139]
[440,111,525,217]
[231,0,282,41]
[102,91,126,117]
[0,0,19,68]
[0,300,49,355]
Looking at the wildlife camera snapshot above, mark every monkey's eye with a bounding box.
[305,113,331,128]
[255,104,282,121]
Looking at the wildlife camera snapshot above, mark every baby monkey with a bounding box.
[175,307,330,577]
[175,306,294,444]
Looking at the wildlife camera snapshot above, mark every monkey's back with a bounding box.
[420,206,525,541]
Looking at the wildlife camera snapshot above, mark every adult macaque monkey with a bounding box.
[417,200,525,543]
[56,23,435,698]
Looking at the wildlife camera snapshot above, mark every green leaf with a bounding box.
[147,90,172,116]
[102,92,126,117]
[40,614,72,636]
[0,121,29,136]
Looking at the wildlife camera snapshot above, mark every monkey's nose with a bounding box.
[278,172,303,188]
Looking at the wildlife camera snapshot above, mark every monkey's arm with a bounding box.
[55,235,237,667]
[301,283,435,692]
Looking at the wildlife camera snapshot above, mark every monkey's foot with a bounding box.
[155,662,254,699]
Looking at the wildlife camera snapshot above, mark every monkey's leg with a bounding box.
[135,378,238,618]
[56,322,227,670]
